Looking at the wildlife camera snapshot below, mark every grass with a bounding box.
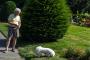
[18,25,90,60]
[0,23,8,37]
[1,23,90,60]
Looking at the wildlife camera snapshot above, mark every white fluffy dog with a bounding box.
[35,46,55,57]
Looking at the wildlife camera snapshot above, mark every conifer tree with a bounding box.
[21,0,71,42]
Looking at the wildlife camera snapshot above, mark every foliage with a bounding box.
[63,47,76,58]
[67,0,90,13]
[72,12,90,27]
[0,0,26,8]
[80,48,90,60]
[20,0,71,42]
[1,23,90,60]
[82,1,90,13]
[0,1,16,22]
[18,24,90,60]
[7,0,26,8]
[63,47,85,59]
[63,47,90,60]
[67,0,88,13]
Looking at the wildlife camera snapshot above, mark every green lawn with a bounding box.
[0,23,90,60]
[0,23,8,37]
[18,25,90,60]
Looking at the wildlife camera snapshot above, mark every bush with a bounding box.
[0,1,16,22]
[72,12,90,27]
[63,47,80,58]
[63,47,85,60]
[80,48,90,60]
[20,0,71,42]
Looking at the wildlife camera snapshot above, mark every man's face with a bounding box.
[15,11,20,15]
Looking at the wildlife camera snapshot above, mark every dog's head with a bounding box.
[35,46,43,52]
[37,46,42,48]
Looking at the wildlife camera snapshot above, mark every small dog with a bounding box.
[35,46,55,57]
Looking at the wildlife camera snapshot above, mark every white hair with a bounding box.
[14,8,21,13]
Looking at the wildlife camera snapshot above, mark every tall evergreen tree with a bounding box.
[20,0,71,42]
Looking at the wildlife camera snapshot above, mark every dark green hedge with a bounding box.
[20,0,71,42]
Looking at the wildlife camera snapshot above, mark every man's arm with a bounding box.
[18,16,21,28]
[18,21,21,28]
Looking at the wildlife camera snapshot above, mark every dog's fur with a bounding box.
[35,46,55,57]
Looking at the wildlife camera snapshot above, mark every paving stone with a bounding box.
[0,32,24,60]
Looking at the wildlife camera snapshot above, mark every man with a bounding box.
[4,8,21,53]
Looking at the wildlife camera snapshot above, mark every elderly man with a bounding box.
[4,8,21,53]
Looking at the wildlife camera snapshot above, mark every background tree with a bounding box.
[67,0,88,13]
[82,0,90,13]
[0,0,26,9]
[0,1,16,22]
[15,0,26,8]
[20,0,71,42]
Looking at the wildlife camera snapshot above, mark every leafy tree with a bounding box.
[15,0,26,8]
[0,1,16,22]
[0,0,26,9]
[20,0,71,42]
[6,0,26,8]
[67,0,88,13]
[82,0,90,13]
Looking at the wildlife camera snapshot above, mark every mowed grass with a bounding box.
[18,25,90,60]
[1,23,90,60]
[0,23,8,37]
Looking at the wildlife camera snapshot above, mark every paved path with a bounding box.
[0,32,24,60]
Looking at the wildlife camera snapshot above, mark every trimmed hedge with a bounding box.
[20,0,71,42]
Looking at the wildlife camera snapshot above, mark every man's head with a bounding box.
[14,8,21,15]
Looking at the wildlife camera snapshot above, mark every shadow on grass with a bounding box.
[16,38,42,47]
[24,56,51,60]
[17,37,56,48]
[25,56,39,60]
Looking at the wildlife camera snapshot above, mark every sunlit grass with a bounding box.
[18,25,90,60]
[1,23,90,60]
[0,23,8,37]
